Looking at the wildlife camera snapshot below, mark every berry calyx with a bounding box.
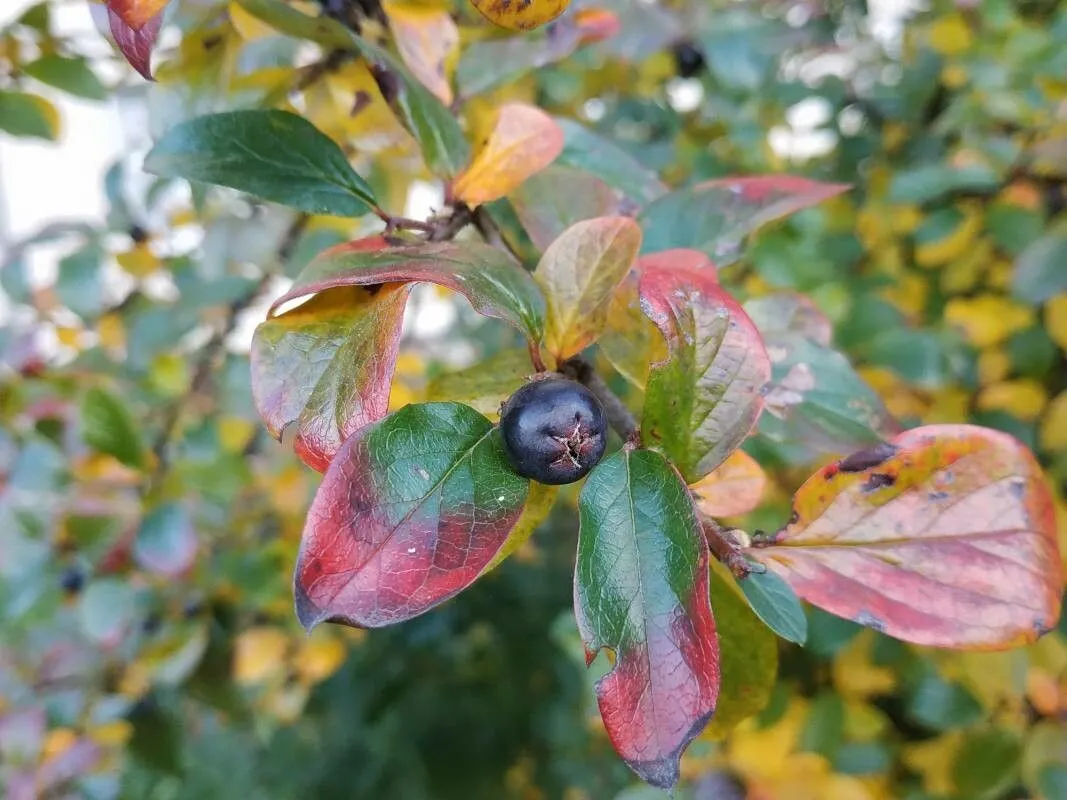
[499,377,608,485]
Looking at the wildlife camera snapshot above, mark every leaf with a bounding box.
[425,348,534,418]
[640,267,771,482]
[352,36,470,177]
[0,91,59,140]
[252,281,409,473]
[481,481,558,574]
[556,119,667,204]
[575,447,719,789]
[701,561,778,739]
[740,568,808,645]
[276,237,545,343]
[639,177,850,265]
[689,449,767,518]
[470,0,569,32]
[952,729,1022,800]
[107,7,163,80]
[134,504,198,578]
[598,269,667,390]
[750,426,1064,649]
[510,164,624,252]
[22,55,108,101]
[144,110,377,217]
[294,403,530,629]
[382,2,458,106]
[80,387,146,470]
[1013,231,1067,304]
[743,292,832,347]
[456,10,619,97]
[533,217,641,361]
[79,579,137,644]
[56,246,104,320]
[452,104,564,207]
[232,0,353,47]
[105,0,170,31]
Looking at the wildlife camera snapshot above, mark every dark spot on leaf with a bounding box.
[838,442,898,473]
[862,472,896,492]
[788,510,799,526]
[1034,617,1054,637]
[927,490,949,501]
[1010,478,1026,499]
[351,90,371,117]
[855,610,886,633]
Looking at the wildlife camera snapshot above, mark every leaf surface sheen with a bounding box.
[575,448,720,789]
[750,425,1063,649]
[295,403,529,629]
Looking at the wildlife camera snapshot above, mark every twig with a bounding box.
[702,519,764,580]
[559,356,640,443]
[472,207,528,266]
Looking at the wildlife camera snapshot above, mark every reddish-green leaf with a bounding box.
[640,267,771,482]
[639,176,850,264]
[575,448,720,789]
[294,402,530,629]
[533,216,641,362]
[107,7,163,80]
[275,238,545,343]
[106,0,169,31]
[510,165,624,253]
[470,0,569,32]
[749,425,1063,649]
[252,283,409,473]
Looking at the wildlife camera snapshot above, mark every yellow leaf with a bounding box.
[97,313,126,352]
[944,294,1034,347]
[915,208,982,267]
[451,103,564,206]
[533,216,642,361]
[941,239,994,294]
[1045,293,1067,353]
[726,700,807,781]
[942,63,968,89]
[689,449,767,518]
[264,681,308,723]
[977,379,1048,420]
[229,1,276,40]
[149,353,190,397]
[903,733,965,795]
[879,271,927,318]
[88,720,134,748]
[1040,391,1067,451]
[978,348,1012,385]
[482,482,557,574]
[888,204,923,234]
[117,244,161,278]
[106,0,171,30]
[843,700,891,742]
[927,13,974,55]
[469,0,568,31]
[832,631,897,700]
[294,629,348,684]
[382,2,458,106]
[234,626,290,685]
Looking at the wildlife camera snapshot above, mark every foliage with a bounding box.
[2,0,1067,797]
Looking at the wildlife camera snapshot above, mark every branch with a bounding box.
[702,518,764,580]
[559,356,640,444]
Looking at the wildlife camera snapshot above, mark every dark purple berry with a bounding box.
[672,41,705,79]
[499,377,607,485]
[60,566,85,595]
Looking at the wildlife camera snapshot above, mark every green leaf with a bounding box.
[144,110,377,217]
[0,91,59,140]
[56,245,104,320]
[799,691,845,757]
[510,165,624,252]
[79,579,138,644]
[134,504,198,578]
[1013,231,1067,304]
[294,403,531,629]
[702,561,777,739]
[425,348,534,418]
[906,669,983,730]
[80,386,146,470]
[232,0,353,46]
[739,567,807,644]
[575,448,719,789]
[22,55,107,101]
[277,238,545,343]
[887,164,999,204]
[555,119,667,204]
[952,729,1022,800]
[351,37,470,177]
[1038,765,1067,800]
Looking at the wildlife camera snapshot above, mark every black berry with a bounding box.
[60,566,85,595]
[672,41,705,79]
[499,377,607,485]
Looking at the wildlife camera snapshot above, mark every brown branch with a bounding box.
[702,519,764,580]
[559,356,640,443]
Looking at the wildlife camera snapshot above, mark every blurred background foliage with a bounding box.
[2,0,1067,797]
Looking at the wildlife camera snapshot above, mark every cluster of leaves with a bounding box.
[2,0,1067,797]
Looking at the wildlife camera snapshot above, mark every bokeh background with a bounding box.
[2,0,1067,798]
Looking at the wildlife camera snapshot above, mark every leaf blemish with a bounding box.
[855,610,886,633]
[838,442,898,473]
[861,472,895,492]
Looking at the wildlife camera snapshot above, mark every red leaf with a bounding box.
[750,425,1063,649]
[639,266,771,482]
[295,403,530,629]
[637,248,717,278]
[106,0,170,31]
[108,7,163,80]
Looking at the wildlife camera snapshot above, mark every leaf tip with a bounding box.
[624,708,714,790]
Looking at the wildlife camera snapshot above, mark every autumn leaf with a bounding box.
[510,165,623,252]
[640,266,771,482]
[106,0,169,31]
[107,7,163,80]
[382,1,458,106]
[689,449,767,518]
[451,103,564,207]
[470,0,569,32]
[294,403,530,629]
[750,426,1063,649]
[575,447,719,789]
[533,216,641,362]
